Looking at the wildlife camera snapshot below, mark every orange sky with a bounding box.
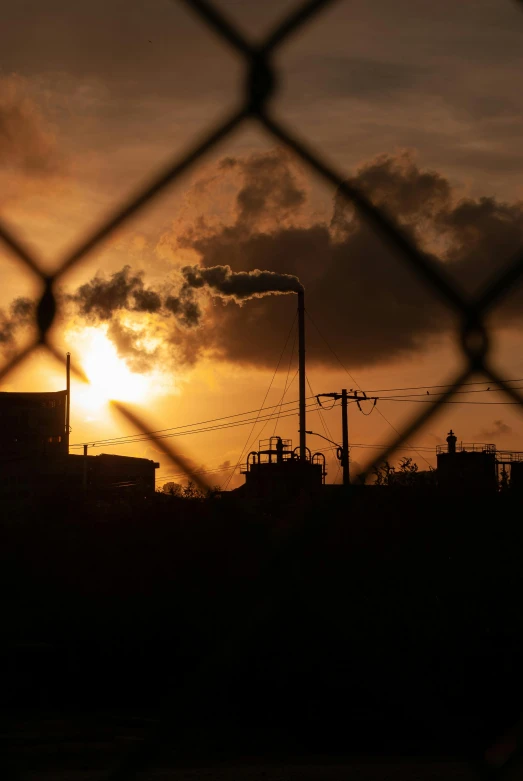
[2,0,523,488]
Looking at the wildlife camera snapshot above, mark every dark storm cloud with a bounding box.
[4,148,523,374]
[68,266,162,319]
[173,149,523,369]
[219,151,307,227]
[0,297,35,348]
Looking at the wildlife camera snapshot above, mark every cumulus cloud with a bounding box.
[0,297,35,351]
[67,266,163,320]
[4,148,523,374]
[170,148,523,369]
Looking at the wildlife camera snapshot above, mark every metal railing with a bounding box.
[436,443,496,455]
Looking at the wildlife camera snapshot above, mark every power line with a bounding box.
[273,322,297,437]
[381,398,523,405]
[377,386,523,399]
[155,441,442,485]
[305,309,433,469]
[365,378,523,393]
[68,331,523,455]
[73,400,335,450]
[69,388,522,454]
[224,312,297,490]
[70,391,315,448]
[249,370,299,455]
[306,373,340,482]
[156,463,236,483]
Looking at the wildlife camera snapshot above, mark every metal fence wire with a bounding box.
[3,0,523,776]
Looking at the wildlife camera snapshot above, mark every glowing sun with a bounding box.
[72,327,150,410]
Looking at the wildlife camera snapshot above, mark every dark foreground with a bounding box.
[2,488,523,778]
[0,711,494,781]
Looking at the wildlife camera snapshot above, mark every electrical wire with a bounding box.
[365,378,523,393]
[69,391,317,448]
[69,367,523,452]
[306,373,339,482]
[305,309,433,469]
[380,398,523,405]
[224,312,297,490]
[377,386,523,399]
[273,321,297,436]
[154,441,445,485]
[78,400,335,450]
[251,370,298,453]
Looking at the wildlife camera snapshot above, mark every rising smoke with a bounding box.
[0,262,303,369]
[66,263,302,328]
[3,148,523,373]
[0,297,35,350]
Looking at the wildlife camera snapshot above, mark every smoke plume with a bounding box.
[4,148,523,374]
[170,148,523,369]
[0,297,35,350]
[67,266,162,319]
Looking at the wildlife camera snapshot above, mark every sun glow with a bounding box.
[70,327,152,411]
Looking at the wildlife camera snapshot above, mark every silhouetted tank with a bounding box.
[239,436,325,500]
[436,430,497,495]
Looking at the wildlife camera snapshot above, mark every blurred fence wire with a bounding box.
[2,0,523,776]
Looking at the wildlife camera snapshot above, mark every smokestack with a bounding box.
[66,352,70,454]
[298,291,306,461]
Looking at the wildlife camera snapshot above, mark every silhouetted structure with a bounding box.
[436,430,498,494]
[237,436,325,500]
[492,450,523,492]
[0,358,158,503]
[0,451,158,502]
[0,390,68,459]
[509,460,523,492]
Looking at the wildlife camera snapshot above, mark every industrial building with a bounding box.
[234,291,329,500]
[238,436,326,501]
[0,389,69,459]
[0,355,158,502]
[437,429,523,494]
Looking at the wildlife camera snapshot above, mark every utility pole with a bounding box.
[341,388,349,485]
[65,352,71,454]
[316,389,378,486]
[83,444,88,494]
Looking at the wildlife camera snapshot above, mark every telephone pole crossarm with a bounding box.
[315,390,378,486]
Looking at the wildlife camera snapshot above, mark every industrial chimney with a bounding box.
[298,291,306,461]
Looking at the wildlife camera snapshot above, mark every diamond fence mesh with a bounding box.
[3,0,523,777]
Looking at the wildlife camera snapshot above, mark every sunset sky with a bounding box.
[2,0,523,487]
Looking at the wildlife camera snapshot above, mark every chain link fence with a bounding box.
[3,0,523,777]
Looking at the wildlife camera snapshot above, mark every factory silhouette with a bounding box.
[0,353,158,503]
[4,288,523,771]
[1,288,521,502]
